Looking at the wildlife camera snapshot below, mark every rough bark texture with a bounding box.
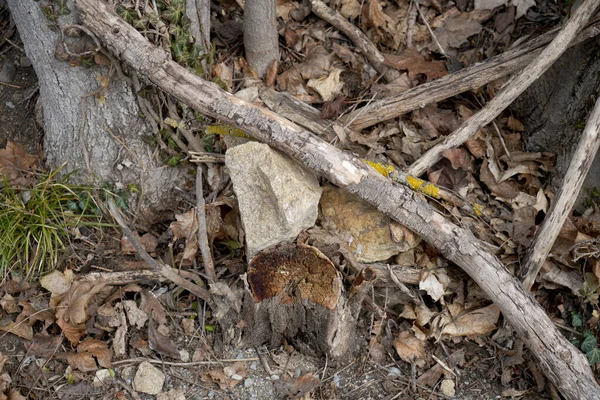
[512,38,600,211]
[7,0,187,224]
[243,0,278,76]
[75,1,600,397]
[521,95,600,289]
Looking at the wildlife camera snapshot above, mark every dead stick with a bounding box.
[196,166,217,282]
[309,0,395,82]
[76,2,600,397]
[344,18,600,131]
[107,198,212,302]
[521,97,600,290]
[406,0,600,178]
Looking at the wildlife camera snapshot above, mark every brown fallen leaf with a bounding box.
[170,209,199,266]
[274,372,321,398]
[442,304,500,336]
[148,314,181,360]
[394,330,425,363]
[384,48,448,81]
[64,338,111,372]
[0,141,38,186]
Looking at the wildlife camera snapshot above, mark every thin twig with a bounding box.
[406,0,600,177]
[107,198,212,301]
[415,0,447,58]
[521,96,600,290]
[196,166,217,283]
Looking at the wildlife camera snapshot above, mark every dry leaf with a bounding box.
[0,294,19,314]
[442,304,500,336]
[307,68,344,101]
[362,0,404,50]
[507,116,525,131]
[274,373,321,398]
[0,141,38,186]
[0,321,32,341]
[40,269,75,297]
[419,272,444,302]
[212,62,232,92]
[148,318,181,360]
[170,209,199,265]
[265,60,278,88]
[394,331,425,363]
[430,12,483,51]
[384,48,447,81]
[65,338,111,372]
[140,291,168,325]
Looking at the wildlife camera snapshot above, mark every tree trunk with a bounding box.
[511,38,600,211]
[6,0,187,224]
[244,0,278,76]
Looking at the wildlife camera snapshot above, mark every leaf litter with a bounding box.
[2,0,599,398]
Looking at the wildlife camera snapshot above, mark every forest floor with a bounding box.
[1,0,600,399]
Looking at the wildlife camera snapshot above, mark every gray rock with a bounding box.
[132,361,165,395]
[226,142,322,258]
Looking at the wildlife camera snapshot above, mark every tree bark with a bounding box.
[75,1,600,398]
[243,0,278,76]
[7,0,187,224]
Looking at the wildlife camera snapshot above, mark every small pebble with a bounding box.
[244,378,255,388]
[270,374,280,380]
[250,361,258,371]
[6,101,15,109]
[387,367,402,377]
[333,375,341,388]
[231,374,243,381]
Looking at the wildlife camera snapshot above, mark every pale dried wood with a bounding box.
[309,0,396,82]
[406,0,600,177]
[107,198,212,302]
[196,166,218,283]
[76,1,600,397]
[259,87,336,138]
[521,97,600,290]
[344,19,600,131]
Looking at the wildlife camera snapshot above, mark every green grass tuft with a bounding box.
[0,169,110,279]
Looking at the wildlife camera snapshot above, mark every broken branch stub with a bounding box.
[244,242,374,359]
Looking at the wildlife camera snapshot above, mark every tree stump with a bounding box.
[243,242,375,359]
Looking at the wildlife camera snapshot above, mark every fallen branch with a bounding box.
[107,198,212,302]
[77,1,600,398]
[196,166,217,283]
[309,0,395,82]
[406,0,600,177]
[521,97,600,290]
[343,18,600,131]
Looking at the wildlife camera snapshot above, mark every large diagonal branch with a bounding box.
[75,1,599,398]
